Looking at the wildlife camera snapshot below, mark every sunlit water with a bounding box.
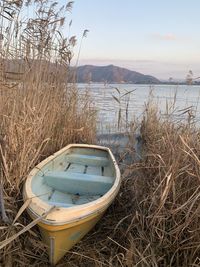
[78,84,200,133]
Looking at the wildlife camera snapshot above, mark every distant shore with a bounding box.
[77,81,200,86]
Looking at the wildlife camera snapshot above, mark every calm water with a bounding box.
[78,84,200,133]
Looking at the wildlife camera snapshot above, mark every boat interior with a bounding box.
[31,147,116,207]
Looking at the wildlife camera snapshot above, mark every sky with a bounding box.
[65,1,199,80]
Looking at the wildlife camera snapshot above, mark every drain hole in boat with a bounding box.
[83,165,88,174]
[64,163,71,171]
[101,166,104,176]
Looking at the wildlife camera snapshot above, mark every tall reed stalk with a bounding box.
[0,1,96,265]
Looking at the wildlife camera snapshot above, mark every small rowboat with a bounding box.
[23,144,121,265]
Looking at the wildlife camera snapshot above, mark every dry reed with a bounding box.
[0,1,96,266]
[0,1,199,266]
[58,101,200,267]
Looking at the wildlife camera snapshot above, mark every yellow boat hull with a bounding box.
[38,212,103,265]
[24,144,121,265]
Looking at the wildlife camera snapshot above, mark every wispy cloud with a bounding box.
[152,33,177,41]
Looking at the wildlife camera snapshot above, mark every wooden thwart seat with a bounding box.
[44,171,113,195]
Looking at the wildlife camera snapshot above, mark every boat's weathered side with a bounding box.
[39,212,104,264]
[23,144,121,265]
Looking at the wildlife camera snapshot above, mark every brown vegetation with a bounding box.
[0,1,199,267]
[2,99,198,266]
[0,1,96,265]
[61,104,200,267]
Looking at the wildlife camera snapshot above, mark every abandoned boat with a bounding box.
[23,144,121,264]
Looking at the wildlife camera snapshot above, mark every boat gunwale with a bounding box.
[23,144,121,226]
[27,200,110,229]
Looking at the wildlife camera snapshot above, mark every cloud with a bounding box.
[152,33,177,41]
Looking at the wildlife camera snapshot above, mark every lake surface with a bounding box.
[78,84,200,133]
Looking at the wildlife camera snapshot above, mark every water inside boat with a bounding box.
[31,147,115,207]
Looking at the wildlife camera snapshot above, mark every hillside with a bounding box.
[76,65,160,84]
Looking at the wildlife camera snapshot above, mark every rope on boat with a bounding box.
[0,205,56,250]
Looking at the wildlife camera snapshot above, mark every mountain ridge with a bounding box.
[76,64,160,84]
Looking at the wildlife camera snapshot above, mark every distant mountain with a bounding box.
[76,65,160,84]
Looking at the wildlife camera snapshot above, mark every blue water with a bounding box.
[78,84,200,133]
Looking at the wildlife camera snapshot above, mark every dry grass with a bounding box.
[0,1,96,266]
[57,103,200,267]
[0,1,200,266]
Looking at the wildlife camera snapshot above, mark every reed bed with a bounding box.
[2,99,199,266]
[58,103,200,267]
[0,1,200,266]
[0,1,96,265]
